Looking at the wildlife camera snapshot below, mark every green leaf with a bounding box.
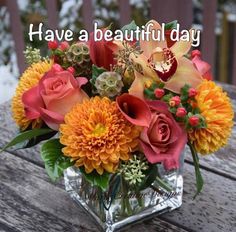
[162,93,173,103]
[165,20,178,30]
[90,65,107,86]
[138,164,158,190]
[180,84,190,94]
[41,139,73,181]
[80,167,110,191]
[54,49,64,56]
[168,106,177,114]
[16,129,57,149]
[1,128,54,152]
[109,174,121,202]
[144,88,155,100]
[158,82,165,88]
[188,142,204,199]
[180,84,190,102]
[121,20,138,35]
[144,82,161,100]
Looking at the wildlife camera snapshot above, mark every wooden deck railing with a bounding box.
[1,0,236,85]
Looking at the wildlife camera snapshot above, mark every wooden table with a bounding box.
[0,82,236,232]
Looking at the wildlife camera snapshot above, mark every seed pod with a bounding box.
[95,72,124,98]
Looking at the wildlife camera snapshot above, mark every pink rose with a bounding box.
[116,94,187,170]
[22,70,88,130]
[140,100,187,170]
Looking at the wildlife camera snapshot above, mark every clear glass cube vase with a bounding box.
[64,152,184,232]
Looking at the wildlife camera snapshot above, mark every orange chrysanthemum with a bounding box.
[60,96,140,175]
[189,80,234,154]
[12,60,52,130]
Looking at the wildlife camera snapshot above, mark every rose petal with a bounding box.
[41,77,74,108]
[22,85,44,120]
[46,89,88,116]
[140,127,187,170]
[139,139,161,163]
[77,77,88,88]
[39,107,64,130]
[162,127,187,170]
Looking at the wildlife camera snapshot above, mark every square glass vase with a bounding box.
[64,153,184,232]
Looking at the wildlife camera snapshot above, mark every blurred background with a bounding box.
[0,0,236,103]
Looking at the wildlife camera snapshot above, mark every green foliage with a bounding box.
[138,164,158,190]
[168,106,177,114]
[138,164,173,192]
[185,113,207,130]
[162,93,174,103]
[90,65,107,86]
[188,142,204,199]
[121,20,138,37]
[80,167,110,191]
[144,82,160,100]
[41,139,74,181]
[164,20,178,30]
[1,128,54,152]
[180,84,191,102]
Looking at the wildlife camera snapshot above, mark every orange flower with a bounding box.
[126,20,203,97]
[60,97,140,175]
[12,60,52,130]
[188,80,234,154]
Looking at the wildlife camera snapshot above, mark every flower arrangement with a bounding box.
[3,20,234,230]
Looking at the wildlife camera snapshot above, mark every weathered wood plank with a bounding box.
[233,22,236,85]
[124,219,189,232]
[150,0,193,29]
[45,0,58,30]
[160,164,236,232]
[0,151,97,232]
[201,0,217,75]
[5,0,26,74]
[185,121,236,180]
[118,0,131,26]
[0,151,186,232]
[1,151,236,232]
[219,11,229,83]
[82,0,93,32]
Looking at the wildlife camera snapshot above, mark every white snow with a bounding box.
[0,65,18,104]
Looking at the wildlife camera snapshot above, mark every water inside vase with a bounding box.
[64,153,184,232]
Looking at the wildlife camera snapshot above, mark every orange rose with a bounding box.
[22,70,88,130]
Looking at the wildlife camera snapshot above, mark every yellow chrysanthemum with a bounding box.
[12,60,52,130]
[189,80,234,154]
[60,96,140,175]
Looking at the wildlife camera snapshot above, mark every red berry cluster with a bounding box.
[153,84,205,130]
[48,41,75,75]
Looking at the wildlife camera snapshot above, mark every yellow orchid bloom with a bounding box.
[130,20,203,94]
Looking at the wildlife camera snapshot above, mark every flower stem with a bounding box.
[155,175,173,192]
[121,176,132,216]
